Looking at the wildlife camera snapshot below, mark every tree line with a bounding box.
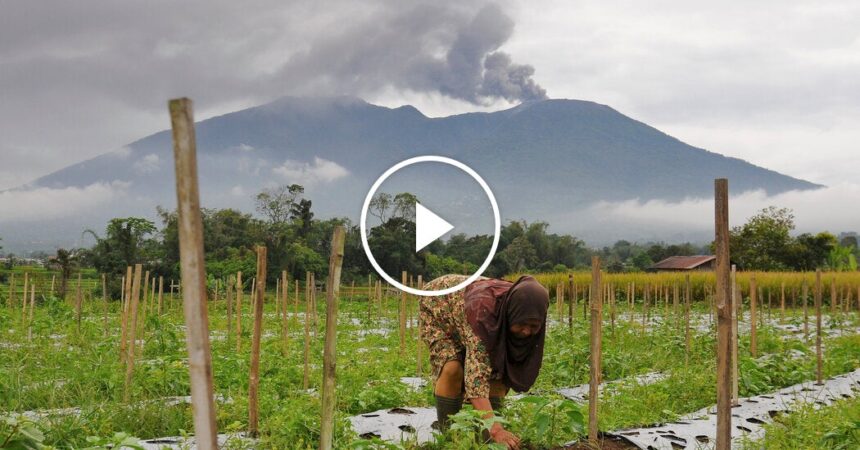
[1,186,856,298]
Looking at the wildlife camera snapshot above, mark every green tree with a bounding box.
[50,248,78,300]
[728,206,795,270]
[827,244,858,271]
[255,184,304,225]
[499,235,538,273]
[83,217,158,278]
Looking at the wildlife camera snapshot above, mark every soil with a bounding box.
[558,434,639,450]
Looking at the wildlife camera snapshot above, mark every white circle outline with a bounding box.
[360,155,501,297]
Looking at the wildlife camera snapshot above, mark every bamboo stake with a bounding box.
[312,272,318,337]
[27,283,36,341]
[319,226,346,450]
[21,273,29,320]
[588,256,602,445]
[248,246,267,437]
[815,270,823,385]
[417,275,423,376]
[714,179,732,450]
[684,273,692,361]
[568,274,574,330]
[124,264,143,402]
[750,275,758,357]
[75,273,83,331]
[802,279,809,337]
[170,97,218,448]
[236,271,243,352]
[400,271,407,354]
[120,266,132,362]
[49,274,55,297]
[830,278,836,315]
[282,270,289,356]
[103,274,109,336]
[7,273,14,309]
[158,276,164,315]
[304,271,312,390]
[226,275,234,343]
[780,281,786,324]
[731,265,739,406]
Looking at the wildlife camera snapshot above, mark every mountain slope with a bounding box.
[3,96,820,252]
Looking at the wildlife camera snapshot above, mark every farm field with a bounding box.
[1,270,859,449]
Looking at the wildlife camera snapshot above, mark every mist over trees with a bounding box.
[3,186,857,293]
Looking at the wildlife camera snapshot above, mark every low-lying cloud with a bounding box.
[573,183,860,243]
[0,181,130,222]
[272,157,349,186]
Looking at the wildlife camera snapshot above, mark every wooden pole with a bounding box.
[27,283,36,341]
[103,274,109,336]
[714,178,732,450]
[684,273,691,360]
[124,264,143,402]
[780,281,786,323]
[236,271,243,352]
[319,226,346,450]
[731,265,739,406]
[568,274,574,330]
[75,272,83,331]
[417,275,423,376]
[248,246,267,437]
[282,270,289,356]
[21,273,29,320]
[120,266,132,362]
[6,273,13,309]
[304,271,311,390]
[400,271,407,354]
[588,256,602,445]
[170,97,219,448]
[802,278,809,338]
[157,276,164,315]
[226,275,234,342]
[750,275,758,357]
[815,270,823,385]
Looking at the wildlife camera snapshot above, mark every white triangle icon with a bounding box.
[415,202,454,252]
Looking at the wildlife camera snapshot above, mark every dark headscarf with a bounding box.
[463,275,549,392]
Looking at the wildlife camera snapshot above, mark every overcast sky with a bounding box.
[2,0,858,194]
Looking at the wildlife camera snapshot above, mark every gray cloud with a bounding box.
[0,1,542,189]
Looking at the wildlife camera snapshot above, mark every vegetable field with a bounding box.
[2,269,858,449]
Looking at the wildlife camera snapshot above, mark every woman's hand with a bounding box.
[489,422,521,449]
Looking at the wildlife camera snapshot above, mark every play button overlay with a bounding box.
[360,155,500,297]
[415,202,454,252]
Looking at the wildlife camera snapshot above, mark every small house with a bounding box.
[648,255,716,272]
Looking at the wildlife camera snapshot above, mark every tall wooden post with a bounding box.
[236,271,243,352]
[103,274,109,336]
[169,97,218,448]
[815,270,823,385]
[281,270,289,356]
[248,246,267,437]
[588,256,602,445]
[714,178,732,450]
[400,271,407,354]
[731,265,739,406]
[120,266,132,362]
[304,271,311,390]
[124,264,143,402]
[75,272,83,331]
[319,226,346,450]
[417,275,423,376]
[568,274,575,330]
[749,275,758,357]
[802,279,809,337]
[684,273,691,360]
[7,273,15,309]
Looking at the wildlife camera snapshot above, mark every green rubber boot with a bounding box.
[434,395,464,431]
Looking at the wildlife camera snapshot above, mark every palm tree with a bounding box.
[52,248,77,300]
